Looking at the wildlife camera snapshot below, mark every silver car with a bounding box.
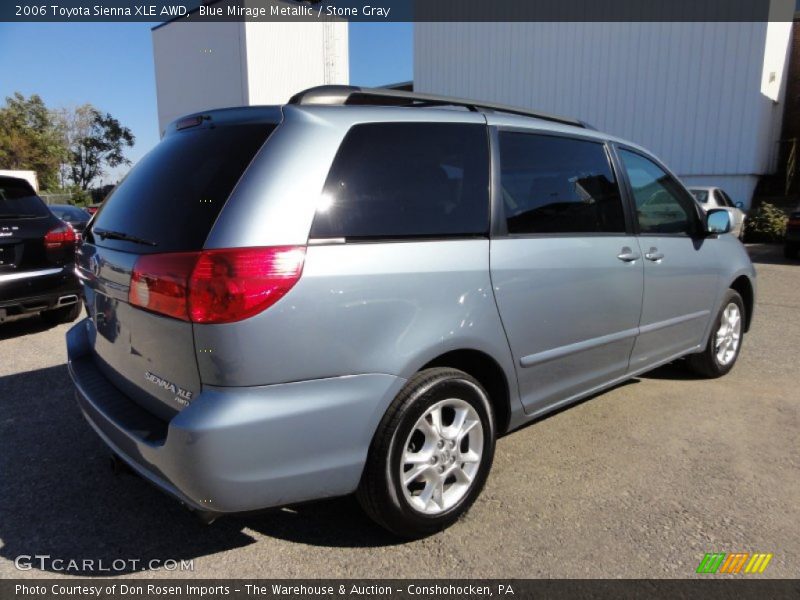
[67,86,755,537]
[688,186,747,240]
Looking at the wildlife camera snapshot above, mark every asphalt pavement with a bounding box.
[0,243,797,579]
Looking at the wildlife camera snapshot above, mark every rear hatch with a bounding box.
[78,115,277,420]
[0,178,72,283]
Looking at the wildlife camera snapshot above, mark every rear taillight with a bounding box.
[44,222,77,249]
[129,253,198,321]
[128,246,306,324]
[188,247,306,323]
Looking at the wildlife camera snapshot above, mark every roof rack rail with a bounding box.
[287,85,589,129]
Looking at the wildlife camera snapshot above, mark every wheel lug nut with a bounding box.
[437,440,445,448]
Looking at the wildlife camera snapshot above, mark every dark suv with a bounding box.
[0,176,82,325]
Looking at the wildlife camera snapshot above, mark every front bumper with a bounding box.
[66,318,405,515]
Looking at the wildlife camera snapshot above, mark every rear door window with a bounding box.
[0,179,49,218]
[310,123,490,240]
[497,132,626,234]
[90,123,275,253]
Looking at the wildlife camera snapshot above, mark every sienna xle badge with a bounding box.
[67,86,755,537]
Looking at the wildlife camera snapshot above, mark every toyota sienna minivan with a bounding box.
[67,85,755,537]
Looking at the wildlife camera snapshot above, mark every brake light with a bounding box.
[188,247,306,323]
[44,222,77,249]
[128,246,306,324]
[129,253,198,321]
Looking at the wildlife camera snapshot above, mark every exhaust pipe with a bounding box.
[57,294,79,306]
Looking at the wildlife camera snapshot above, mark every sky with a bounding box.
[0,21,413,184]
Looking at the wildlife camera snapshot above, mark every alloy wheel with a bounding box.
[714,302,742,366]
[400,398,484,515]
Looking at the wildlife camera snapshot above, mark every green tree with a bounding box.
[0,93,66,190]
[60,105,135,190]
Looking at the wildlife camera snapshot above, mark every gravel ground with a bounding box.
[0,243,797,579]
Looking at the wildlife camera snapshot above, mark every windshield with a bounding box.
[0,178,50,218]
[689,189,709,203]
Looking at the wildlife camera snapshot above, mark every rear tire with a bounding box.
[41,302,81,325]
[686,290,744,378]
[357,367,496,538]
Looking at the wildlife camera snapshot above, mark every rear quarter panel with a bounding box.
[192,240,519,393]
[198,105,519,394]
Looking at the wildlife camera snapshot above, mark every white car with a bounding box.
[688,186,746,239]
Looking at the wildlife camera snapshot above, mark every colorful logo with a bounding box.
[696,552,773,574]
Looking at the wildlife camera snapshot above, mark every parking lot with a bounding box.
[0,244,797,579]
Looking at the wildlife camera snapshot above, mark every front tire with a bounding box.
[687,290,745,378]
[357,367,496,538]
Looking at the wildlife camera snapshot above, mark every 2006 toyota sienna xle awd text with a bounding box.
[67,86,755,537]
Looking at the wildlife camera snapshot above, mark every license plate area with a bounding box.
[0,244,13,269]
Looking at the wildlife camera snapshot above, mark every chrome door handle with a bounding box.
[645,248,664,261]
[617,247,641,262]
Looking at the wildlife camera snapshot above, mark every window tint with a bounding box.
[0,178,49,218]
[717,190,735,208]
[51,205,90,221]
[618,149,695,235]
[690,189,709,204]
[498,133,625,234]
[310,123,489,240]
[91,123,275,253]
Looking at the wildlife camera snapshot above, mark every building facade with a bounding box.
[152,20,348,132]
[414,20,794,208]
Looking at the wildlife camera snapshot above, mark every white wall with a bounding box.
[152,20,348,132]
[153,21,248,132]
[244,22,348,105]
[414,21,792,208]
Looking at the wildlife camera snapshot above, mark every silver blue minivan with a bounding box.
[67,86,755,537]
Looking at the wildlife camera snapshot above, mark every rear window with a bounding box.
[0,178,49,218]
[310,123,490,240]
[51,205,90,221]
[91,123,275,253]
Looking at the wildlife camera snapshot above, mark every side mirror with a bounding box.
[706,208,733,235]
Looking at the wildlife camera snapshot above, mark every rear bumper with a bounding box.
[66,318,405,515]
[0,265,80,319]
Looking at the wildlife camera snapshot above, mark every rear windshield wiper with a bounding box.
[93,228,158,247]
